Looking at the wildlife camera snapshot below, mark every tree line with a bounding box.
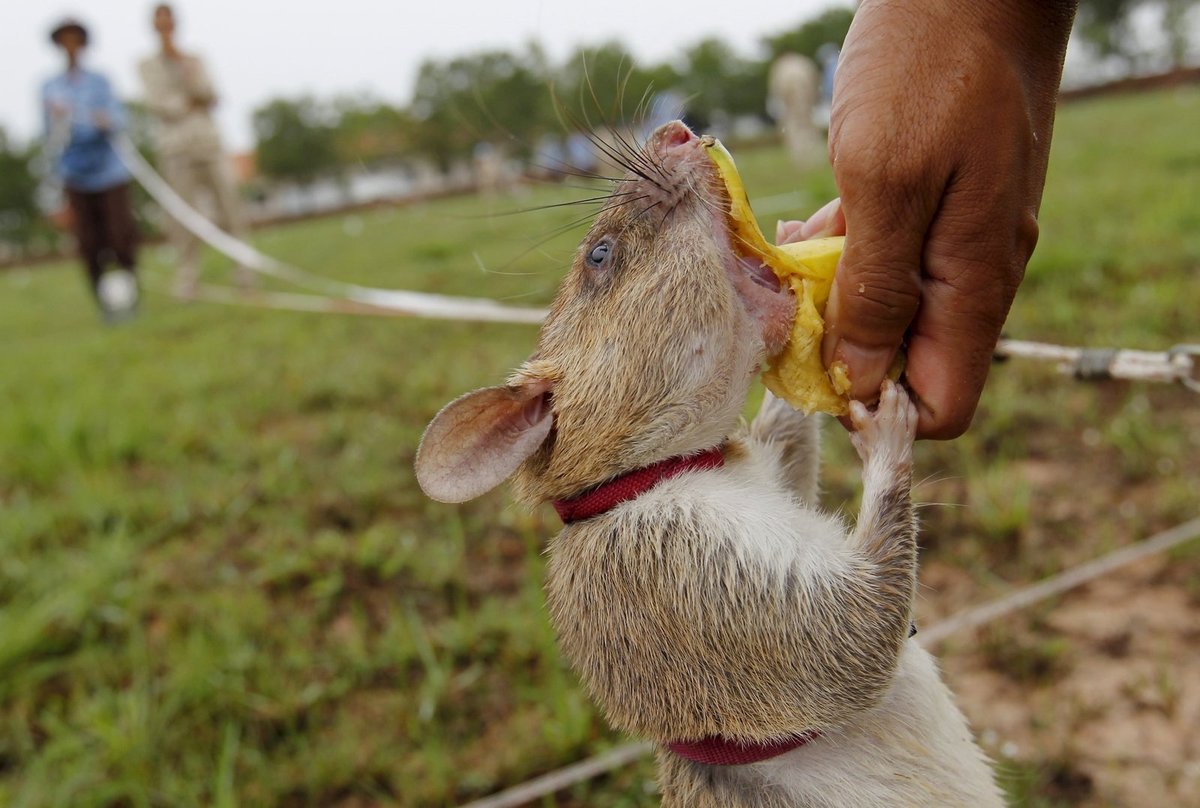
[1,0,1195,258]
[244,0,1199,186]
[251,7,856,184]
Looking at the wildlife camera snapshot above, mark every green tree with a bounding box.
[411,44,553,169]
[555,42,663,128]
[252,97,339,185]
[332,95,416,166]
[678,38,767,129]
[1076,0,1198,69]
[0,130,46,255]
[763,6,855,62]
[1161,0,1197,67]
[1076,0,1141,66]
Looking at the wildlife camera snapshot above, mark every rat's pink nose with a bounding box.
[656,120,695,149]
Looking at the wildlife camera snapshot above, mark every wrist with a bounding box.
[855,0,1075,127]
[857,0,1076,61]
[983,0,1077,63]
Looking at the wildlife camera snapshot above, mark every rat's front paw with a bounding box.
[849,381,917,468]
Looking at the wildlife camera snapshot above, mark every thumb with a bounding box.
[822,195,930,402]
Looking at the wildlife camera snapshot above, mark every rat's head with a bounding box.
[416,121,793,504]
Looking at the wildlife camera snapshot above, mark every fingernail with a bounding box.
[799,198,842,239]
[836,340,899,401]
[823,291,897,401]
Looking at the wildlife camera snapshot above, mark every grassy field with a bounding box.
[2,86,1199,807]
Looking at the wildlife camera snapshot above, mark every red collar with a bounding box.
[552,447,725,524]
[667,730,821,766]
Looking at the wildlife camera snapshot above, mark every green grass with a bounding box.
[2,86,1199,807]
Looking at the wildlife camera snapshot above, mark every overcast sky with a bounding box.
[5,0,845,151]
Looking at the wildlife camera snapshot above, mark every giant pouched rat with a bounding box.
[415,120,1002,807]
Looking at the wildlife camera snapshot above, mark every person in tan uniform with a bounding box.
[138,3,252,296]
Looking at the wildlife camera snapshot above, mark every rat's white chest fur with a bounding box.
[547,438,1002,807]
[627,445,856,589]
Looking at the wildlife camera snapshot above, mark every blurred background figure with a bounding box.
[638,89,687,142]
[813,43,840,130]
[767,52,822,171]
[564,131,598,176]
[529,133,566,181]
[139,3,252,297]
[41,17,141,322]
[472,141,510,196]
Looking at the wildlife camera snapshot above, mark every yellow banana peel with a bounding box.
[705,139,851,415]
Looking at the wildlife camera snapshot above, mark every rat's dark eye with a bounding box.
[586,241,611,268]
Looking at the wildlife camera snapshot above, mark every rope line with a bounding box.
[917,516,1200,646]
[994,338,1199,390]
[458,742,655,808]
[453,517,1200,807]
[115,137,546,324]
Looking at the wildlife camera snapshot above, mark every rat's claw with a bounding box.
[876,381,918,443]
[849,399,872,430]
[849,381,917,466]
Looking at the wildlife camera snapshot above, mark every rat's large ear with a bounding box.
[415,381,553,503]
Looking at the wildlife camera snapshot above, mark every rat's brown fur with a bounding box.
[416,121,1001,806]
[544,421,916,743]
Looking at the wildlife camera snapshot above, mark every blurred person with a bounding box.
[812,43,839,130]
[767,53,822,171]
[564,131,598,175]
[41,17,141,321]
[472,141,505,196]
[779,1,1078,440]
[138,2,252,296]
[530,133,566,181]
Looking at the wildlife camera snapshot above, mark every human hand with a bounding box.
[93,110,112,131]
[815,0,1076,439]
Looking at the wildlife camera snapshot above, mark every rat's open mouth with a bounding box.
[695,136,794,356]
[723,232,793,357]
[699,133,857,416]
[736,253,783,293]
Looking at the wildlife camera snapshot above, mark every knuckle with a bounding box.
[1014,210,1040,268]
[832,126,938,213]
[839,264,922,332]
[924,257,1018,336]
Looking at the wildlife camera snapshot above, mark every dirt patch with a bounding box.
[930,552,1200,806]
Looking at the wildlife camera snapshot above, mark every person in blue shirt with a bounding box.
[42,18,140,316]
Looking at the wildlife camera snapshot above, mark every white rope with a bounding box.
[113,136,546,325]
[457,742,654,808]
[174,282,513,320]
[995,338,1199,390]
[451,517,1200,807]
[917,515,1200,646]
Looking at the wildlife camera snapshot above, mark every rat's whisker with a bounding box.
[468,192,641,220]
